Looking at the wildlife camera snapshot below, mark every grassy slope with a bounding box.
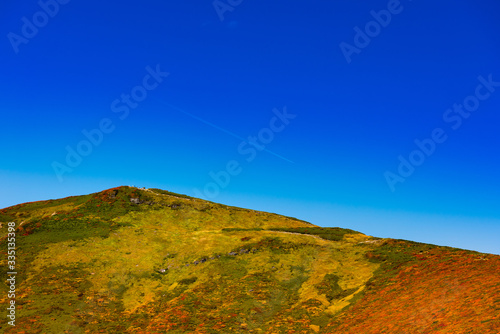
[0,186,498,333]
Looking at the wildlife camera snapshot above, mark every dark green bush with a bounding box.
[267,227,356,241]
[179,277,198,285]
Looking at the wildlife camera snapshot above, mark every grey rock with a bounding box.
[130,198,141,204]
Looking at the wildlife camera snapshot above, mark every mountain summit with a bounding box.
[1,186,499,333]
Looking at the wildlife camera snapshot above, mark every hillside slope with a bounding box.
[0,186,499,333]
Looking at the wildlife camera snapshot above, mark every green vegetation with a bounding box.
[178,277,197,285]
[0,186,498,333]
[316,274,358,302]
[148,188,194,200]
[268,226,358,241]
[222,227,264,232]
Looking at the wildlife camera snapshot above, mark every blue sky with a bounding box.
[1,0,499,254]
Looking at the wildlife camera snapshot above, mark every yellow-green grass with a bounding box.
[1,186,496,333]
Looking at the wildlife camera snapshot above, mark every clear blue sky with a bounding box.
[1,0,499,254]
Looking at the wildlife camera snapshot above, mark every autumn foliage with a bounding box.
[0,187,498,333]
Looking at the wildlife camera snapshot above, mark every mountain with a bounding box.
[0,186,499,333]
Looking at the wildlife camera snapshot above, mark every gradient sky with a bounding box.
[1,0,499,254]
